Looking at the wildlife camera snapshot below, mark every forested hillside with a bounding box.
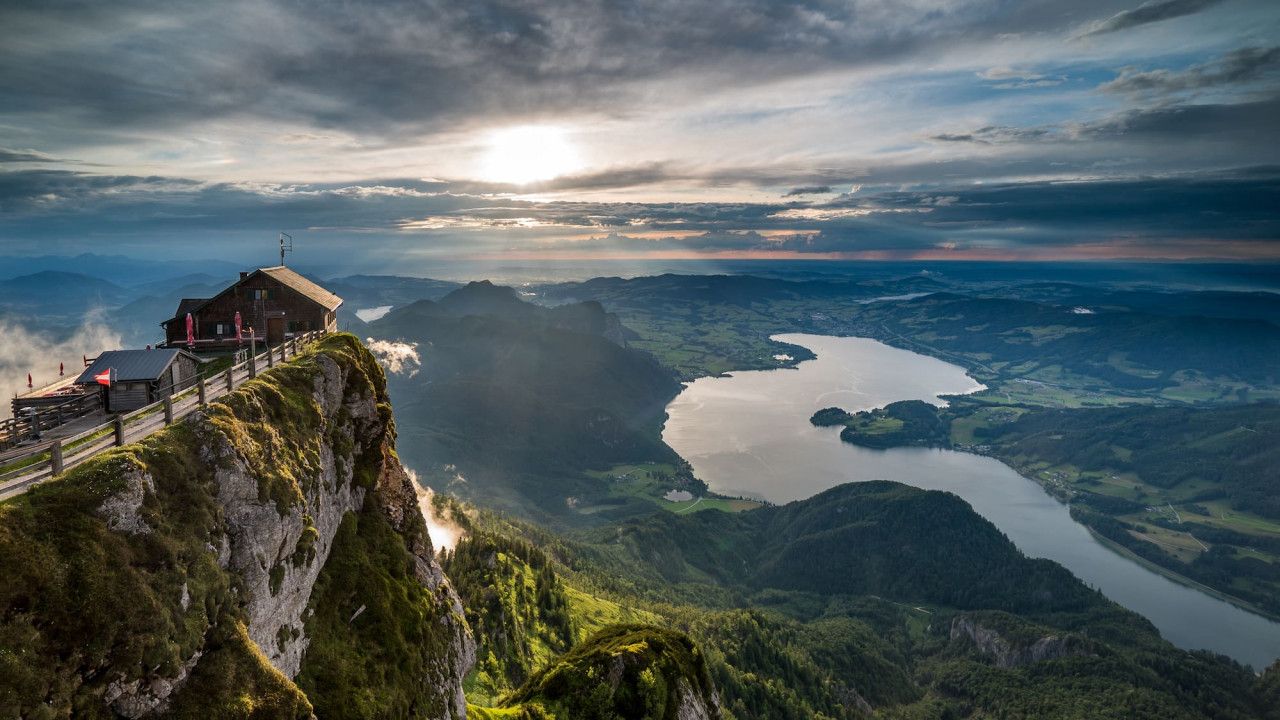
[368,282,687,524]
[443,482,1272,719]
[965,401,1280,618]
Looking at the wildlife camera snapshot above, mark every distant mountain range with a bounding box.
[0,253,245,286]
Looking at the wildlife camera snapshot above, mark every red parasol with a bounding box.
[186,312,195,347]
[95,368,114,387]
[234,311,243,345]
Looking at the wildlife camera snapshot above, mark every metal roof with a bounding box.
[75,349,197,384]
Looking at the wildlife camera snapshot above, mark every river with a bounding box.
[662,333,1280,670]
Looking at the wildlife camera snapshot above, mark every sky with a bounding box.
[1,0,1279,266]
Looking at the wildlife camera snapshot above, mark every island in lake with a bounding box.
[812,399,951,449]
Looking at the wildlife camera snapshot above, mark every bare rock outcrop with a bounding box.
[950,615,1090,668]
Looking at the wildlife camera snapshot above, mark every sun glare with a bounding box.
[479,125,583,185]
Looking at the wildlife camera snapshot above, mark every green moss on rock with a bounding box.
[295,508,455,719]
[166,621,312,720]
[292,514,319,568]
[501,624,720,720]
[0,428,231,717]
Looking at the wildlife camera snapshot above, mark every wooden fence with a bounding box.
[0,331,327,502]
[0,392,102,452]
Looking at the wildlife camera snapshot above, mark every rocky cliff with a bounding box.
[950,614,1090,669]
[0,334,473,718]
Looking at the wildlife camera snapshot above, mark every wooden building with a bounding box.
[161,266,342,349]
[74,349,202,413]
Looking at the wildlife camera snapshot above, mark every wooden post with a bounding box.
[279,343,286,363]
[113,416,125,447]
[198,376,207,405]
[266,345,274,368]
[249,354,257,378]
[163,396,173,425]
[225,368,234,391]
[50,440,63,476]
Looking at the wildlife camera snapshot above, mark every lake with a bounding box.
[663,333,1280,670]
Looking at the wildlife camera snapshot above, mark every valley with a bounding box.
[8,0,1280,714]
[665,332,1280,668]
[3,262,1279,718]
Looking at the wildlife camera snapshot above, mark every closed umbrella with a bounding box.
[186,312,195,347]
[234,311,243,345]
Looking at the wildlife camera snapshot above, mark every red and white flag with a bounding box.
[94,368,114,387]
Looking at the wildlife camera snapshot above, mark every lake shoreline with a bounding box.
[1082,525,1280,628]
[827,425,1280,627]
[663,332,1280,668]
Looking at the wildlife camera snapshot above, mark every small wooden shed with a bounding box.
[74,349,203,413]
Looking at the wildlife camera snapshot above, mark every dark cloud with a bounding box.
[1079,0,1228,37]
[926,96,1280,159]
[437,163,679,196]
[0,0,1145,139]
[1,1,1277,261]
[843,173,1280,239]
[1100,46,1280,95]
[1079,96,1280,143]
[929,126,1052,144]
[0,147,60,164]
[510,171,1280,256]
[3,168,1276,259]
[783,186,833,196]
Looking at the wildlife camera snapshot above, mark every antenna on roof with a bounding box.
[279,232,293,267]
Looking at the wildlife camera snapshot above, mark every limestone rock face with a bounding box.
[950,615,1089,668]
[207,353,369,678]
[96,465,155,535]
[372,448,476,720]
[673,677,721,720]
[90,339,473,717]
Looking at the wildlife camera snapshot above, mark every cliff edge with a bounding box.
[0,334,474,719]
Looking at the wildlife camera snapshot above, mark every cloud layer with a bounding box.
[1,0,1278,261]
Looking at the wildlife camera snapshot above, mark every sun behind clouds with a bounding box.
[479,125,583,185]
